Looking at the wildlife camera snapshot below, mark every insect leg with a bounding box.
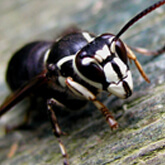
[125,44,150,83]
[65,77,118,130]
[0,70,48,117]
[47,98,69,165]
[129,45,165,56]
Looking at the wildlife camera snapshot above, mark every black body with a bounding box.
[6,41,52,91]
[6,32,96,110]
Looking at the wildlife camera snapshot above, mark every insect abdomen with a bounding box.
[6,41,52,91]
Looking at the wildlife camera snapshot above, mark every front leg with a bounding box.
[47,98,69,165]
[65,77,118,130]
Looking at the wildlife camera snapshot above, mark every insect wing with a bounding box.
[0,71,48,117]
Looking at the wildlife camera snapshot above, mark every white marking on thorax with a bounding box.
[44,49,51,65]
[58,76,67,87]
[56,55,75,69]
[82,32,94,42]
[56,55,75,88]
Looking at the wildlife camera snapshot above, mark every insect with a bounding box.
[0,1,165,165]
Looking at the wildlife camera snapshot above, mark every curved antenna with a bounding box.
[114,0,165,40]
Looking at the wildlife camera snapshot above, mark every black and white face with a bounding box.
[74,33,133,99]
[105,55,133,99]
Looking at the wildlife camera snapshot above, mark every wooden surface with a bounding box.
[0,0,165,165]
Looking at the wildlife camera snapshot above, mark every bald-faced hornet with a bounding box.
[0,1,165,165]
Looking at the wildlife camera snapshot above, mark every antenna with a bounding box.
[114,0,165,41]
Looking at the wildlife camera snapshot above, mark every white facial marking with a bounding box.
[110,41,116,54]
[82,57,95,65]
[94,54,103,63]
[108,36,115,44]
[82,57,102,70]
[95,45,110,60]
[108,36,120,58]
[82,32,94,42]
[104,63,119,83]
[108,81,126,99]
[108,37,116,52]
[113,58,127,77]
[107,70,133,99]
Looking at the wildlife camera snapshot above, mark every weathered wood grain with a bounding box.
[0,0,165,165]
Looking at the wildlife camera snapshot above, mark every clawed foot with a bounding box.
[107,117,119,130]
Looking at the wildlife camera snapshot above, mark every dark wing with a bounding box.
[0,70,48,117]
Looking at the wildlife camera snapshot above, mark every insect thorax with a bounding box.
[46,32,97,89]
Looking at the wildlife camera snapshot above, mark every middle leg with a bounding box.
[47,98,69,165]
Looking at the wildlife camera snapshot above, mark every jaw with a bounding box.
[107,70,133,99]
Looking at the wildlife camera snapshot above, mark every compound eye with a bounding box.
[101,33,128,64]
[115,39,128,64]
[82,58,106,83]
[76,52,106,84]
